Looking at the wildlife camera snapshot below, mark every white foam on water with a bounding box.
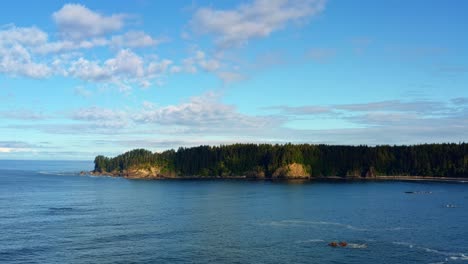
[393,241,468,261]
[87,174,118,179]
[266,220,369,231]
[38,171,79,176]
[449,254,468,261]
[267,220,411,233]
[347,243,368,249]
[382,227,410,231]
[296,239,325,243]
[393,241,414,248]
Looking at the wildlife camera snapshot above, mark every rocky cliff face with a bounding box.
[123,167,161,179]
[92,163,313,180]
[92,166,177,179]
[272,163,310,179]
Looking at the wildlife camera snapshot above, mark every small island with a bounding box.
[90,143,468,181]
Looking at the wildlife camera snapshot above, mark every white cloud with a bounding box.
[105,49,144,78]
[195,50,205,60]
[68,49,145,84]
[135,92,279,129]
[66,49,187,90]
[0,26,175,88]
[193,50,221,72]
[270,105,332,115]
[217,71,246,83]
[170,66,182,73]
[335,100,446,113]
[0,15,221,88]
[173,50,222,74]
[33,38,108,54]
[0,25,48,46]
[111,31,166,48]
[0,147,14,153]
[64,92,283,135]
[32,31,165,54]
[6,96,468,146]
[68,57,111,82]
[178,58,195,73]
[0,109,48,120]
[199,58,221,72]
[0,44,51,78]
[0,141,35,153]
[147,59,173,75]
[271,100,451,117]
[191,0,326,48]
[71,106,127,122]
[53,4,126,40]
[0,3,241,89]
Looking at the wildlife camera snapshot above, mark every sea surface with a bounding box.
[1,160,468,264]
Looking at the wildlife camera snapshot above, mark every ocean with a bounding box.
[1,160,467,263]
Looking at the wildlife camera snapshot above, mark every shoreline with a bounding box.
[83,171,467,183]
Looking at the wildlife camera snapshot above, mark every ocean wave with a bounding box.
[392,241,468,261]
[392,241,414,248]
[347,243,368,249]
[265,220,412,233]
[84,174,121,179]
[266,220,369,231]
[296,239,325,243]
[38,171,80,176]
[450,254,468,261]
[381,227,410,231]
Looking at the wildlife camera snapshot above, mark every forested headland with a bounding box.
[91,143,468,179]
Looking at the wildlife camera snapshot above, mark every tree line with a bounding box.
[94,143,468,178]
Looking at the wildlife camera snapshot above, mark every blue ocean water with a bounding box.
[1,161,468,264]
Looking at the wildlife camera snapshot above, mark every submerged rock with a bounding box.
[328,242,338,247]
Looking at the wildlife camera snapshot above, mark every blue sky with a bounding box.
[0,0,467,160]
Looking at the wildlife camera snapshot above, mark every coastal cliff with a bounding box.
[90,165,177,179]
[91,162,313,180]
[272,163,310,179]
[90,143,468,180]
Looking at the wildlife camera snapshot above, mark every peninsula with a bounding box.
[90,143,468,180]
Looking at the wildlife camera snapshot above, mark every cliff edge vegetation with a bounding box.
[92,143,468,179]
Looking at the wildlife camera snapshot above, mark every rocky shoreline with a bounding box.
[81,170,466,182]
[85,170,248,180]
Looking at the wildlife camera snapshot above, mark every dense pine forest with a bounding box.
[93,143,468,178]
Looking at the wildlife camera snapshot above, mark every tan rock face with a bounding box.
[272,163,310,179]
[125,166,161,179]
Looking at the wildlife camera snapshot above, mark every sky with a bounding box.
[0,0,467,160]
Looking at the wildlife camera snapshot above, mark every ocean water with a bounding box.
[1,161,468,264]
